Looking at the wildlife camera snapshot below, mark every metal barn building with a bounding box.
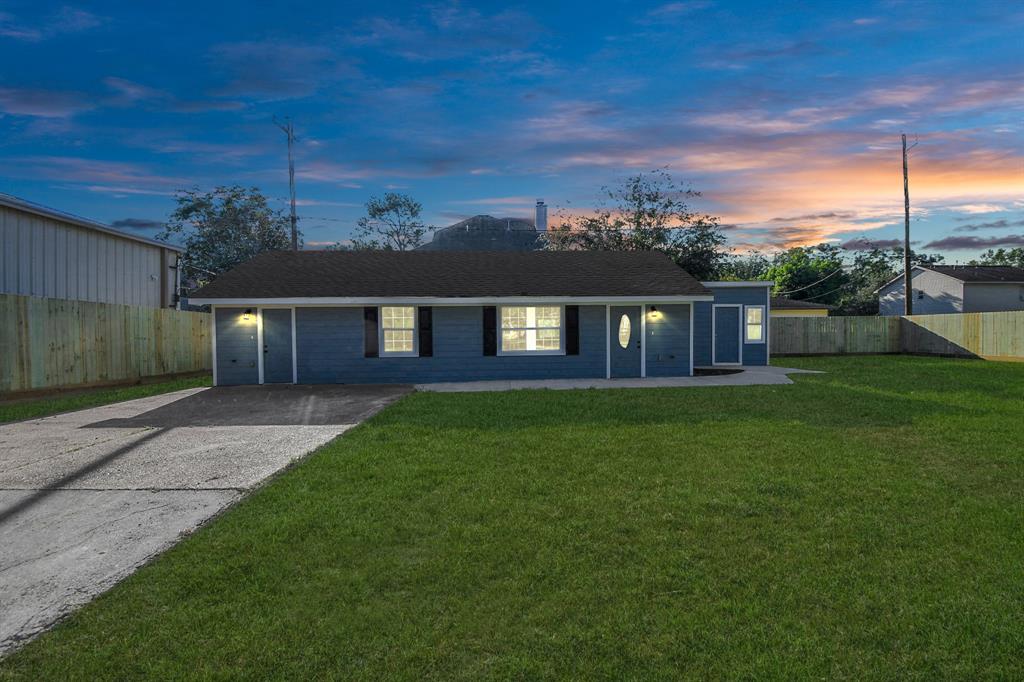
[0,194,182,309]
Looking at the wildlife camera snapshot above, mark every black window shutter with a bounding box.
[363,307,378,358]
[565,305,580,355]
[418,307,433,357]
[482,306,497,356]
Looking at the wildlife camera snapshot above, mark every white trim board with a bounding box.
[256,307,265,385]
[291,307,298,384]
[711,303,743,366]
[605,305,611,379]
[189,295,715,306]
[700,281,774,288]
[211,305,219,387]
[688,302,694,377]
[640,305,647,378]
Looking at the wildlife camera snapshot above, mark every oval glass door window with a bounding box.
[617,314,631,348]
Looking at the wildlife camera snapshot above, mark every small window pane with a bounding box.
[536,307,561,328]
[502,307,527,327]
[384,329,414,353]
[382,306,414,329]
[536,328,560,350]
[746,307,763,325]
[502,329,526,351]
[618,314,631,348]
[747,324,763,342]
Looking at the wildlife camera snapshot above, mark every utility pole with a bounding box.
[902,133,916,315]
[275,116,298,251]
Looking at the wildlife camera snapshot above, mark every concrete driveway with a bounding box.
[0,384,409,655]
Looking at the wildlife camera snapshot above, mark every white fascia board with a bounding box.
[961,281,1024,285]
[187,295,716,306]
[700,281,775,288]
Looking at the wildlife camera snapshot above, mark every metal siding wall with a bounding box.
[645,304,691,377]
[214,307,260,385]
[294,305,608,384]
[0,205,166,308]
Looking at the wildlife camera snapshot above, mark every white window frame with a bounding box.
[378,305,418,357]
[744,304,766,344]
[498,304,566,356]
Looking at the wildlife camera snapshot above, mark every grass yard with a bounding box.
[2,356,1023,679]
[0,375,211,424]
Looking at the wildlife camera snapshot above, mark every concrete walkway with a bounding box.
[0,384,408,656]
[416,365,821,392]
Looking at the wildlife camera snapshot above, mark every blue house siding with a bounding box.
[214,307,259,385]
[694,286,770,366]
[295,305,609,384]
[645,304,691,377]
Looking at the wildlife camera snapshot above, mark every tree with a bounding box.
[719,252,771,281]
[836,247,945,315]
[351,192,427,250]
[767,244,849,307]
[838,248,902,315]
[970,248,1024,268]
[543,169,727,280]
[158,185,295,291]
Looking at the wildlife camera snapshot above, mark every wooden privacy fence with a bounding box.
[771,310,1024,361]
[1,294,211,393]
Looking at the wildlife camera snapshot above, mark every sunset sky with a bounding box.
[1,1,1022,258]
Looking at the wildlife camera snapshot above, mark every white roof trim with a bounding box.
[0,192,183,252]
[189,295,715,306]
[700,280,774,288]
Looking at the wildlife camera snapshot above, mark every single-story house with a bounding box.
[188,251,772,386]
[877,265,1024,316]
[770,296,831,318]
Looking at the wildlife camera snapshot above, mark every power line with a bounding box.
[775,267,844,295]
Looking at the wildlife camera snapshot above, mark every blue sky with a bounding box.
[1,0,1022,257]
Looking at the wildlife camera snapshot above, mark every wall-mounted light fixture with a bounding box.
[243,308,253,321]
[648,305,662,319]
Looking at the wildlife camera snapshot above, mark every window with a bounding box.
[745,305,765,343]
[500,306,562,353]
[381,306,416,355]
[617,314,631,349]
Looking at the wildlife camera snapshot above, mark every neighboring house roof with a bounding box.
[190,250,712,300]
[770,296,833,310]
[877,265,1024,292]
[922,265,1024,283]
[418,215,541,252]
[0,192,182,252]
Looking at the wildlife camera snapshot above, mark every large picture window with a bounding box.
[500,306,562,354]
[381,306,416,355]
[745,305,765,343]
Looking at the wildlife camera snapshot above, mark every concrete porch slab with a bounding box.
[415,366,823,393]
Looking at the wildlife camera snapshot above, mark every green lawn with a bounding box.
[3,356,1023,679]
[0,375,211,424]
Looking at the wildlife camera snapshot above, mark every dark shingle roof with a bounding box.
[191,250,711,299]
[770,296,834,310]
[924,265,1024,283]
